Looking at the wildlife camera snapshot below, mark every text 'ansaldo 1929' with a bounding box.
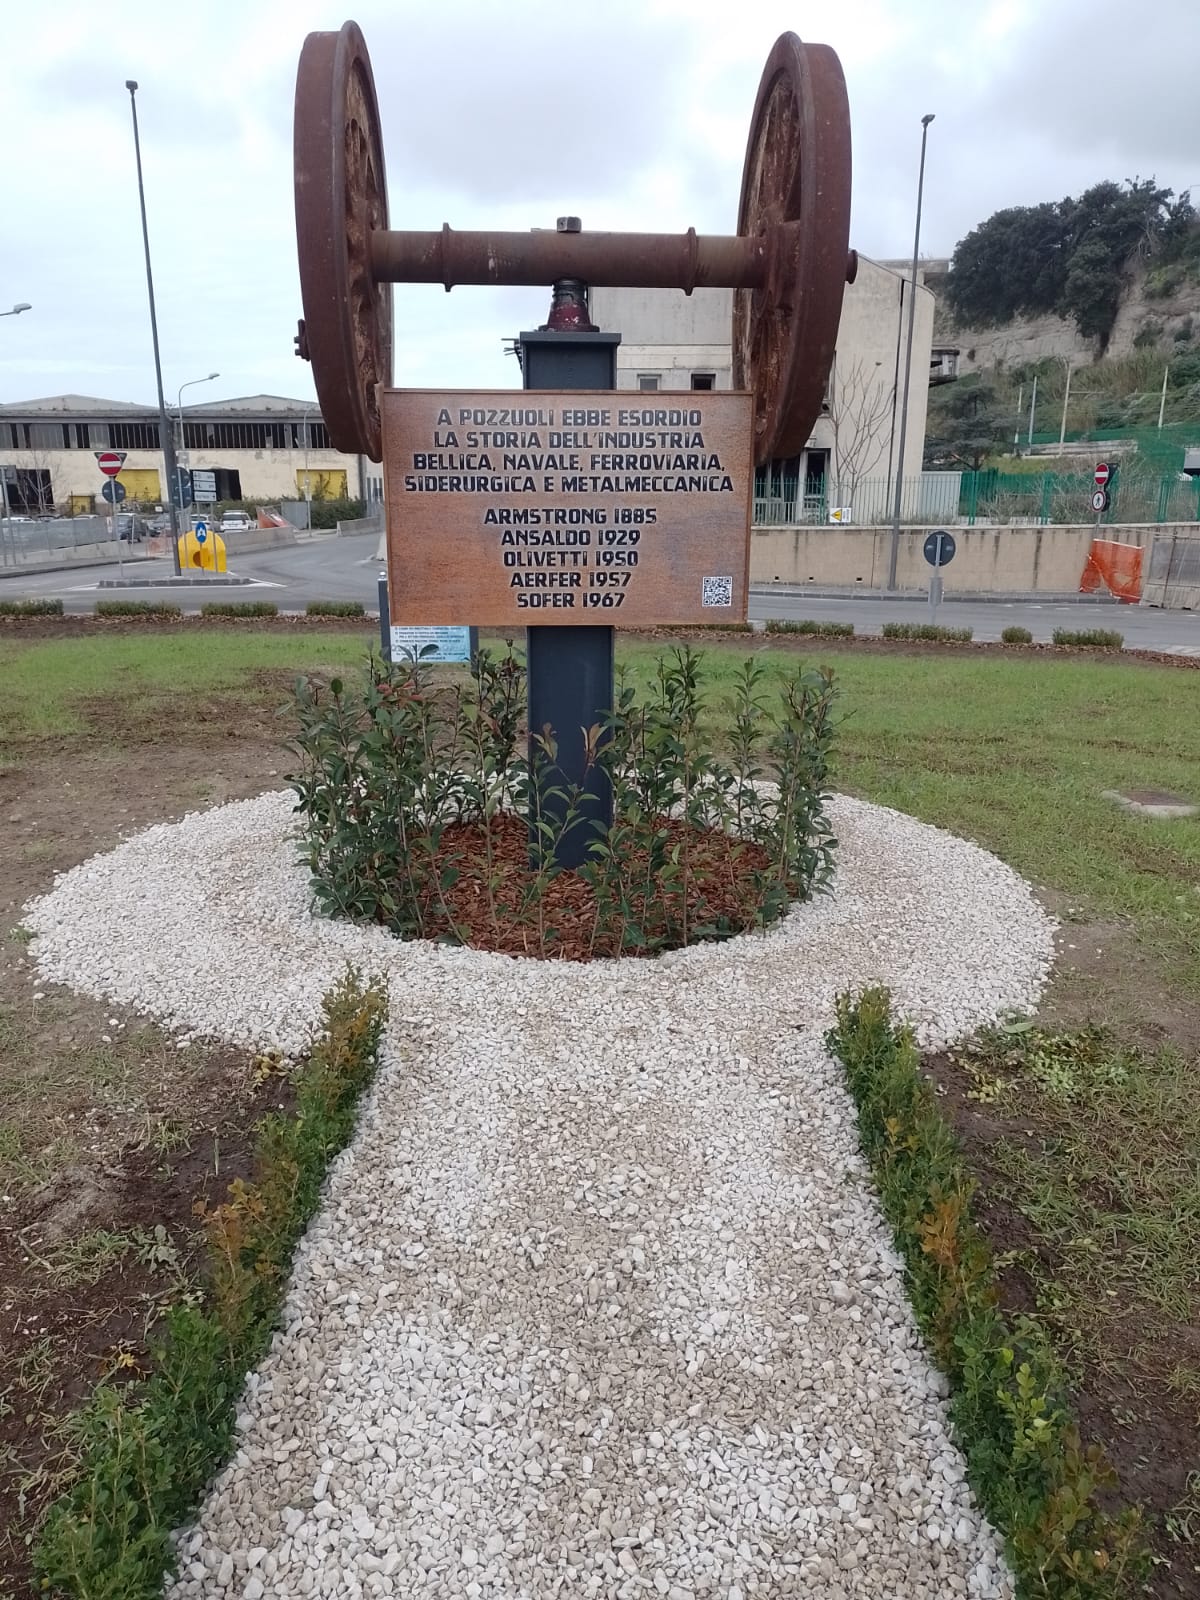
[382,390,754,627]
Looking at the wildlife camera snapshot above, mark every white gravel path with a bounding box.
[24,792,1056,1599]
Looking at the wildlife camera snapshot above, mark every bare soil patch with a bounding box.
[0,729,289,1595]
[392,813,777,959]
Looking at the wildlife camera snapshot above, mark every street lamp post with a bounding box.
[1057,357,1073,453]
[886,113,935,592]
[0,303,32,318]
[125,80,183,576]
[175,372,219,517]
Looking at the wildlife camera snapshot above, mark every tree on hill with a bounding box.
[924,379,1012,471]
[946,179,1194,348]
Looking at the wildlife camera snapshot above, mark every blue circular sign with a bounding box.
[194,519,208,544]
[923,529,956,567]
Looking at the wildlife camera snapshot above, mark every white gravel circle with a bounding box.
[25,792,1055,1599]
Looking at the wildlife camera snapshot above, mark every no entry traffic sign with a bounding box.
[1094,461,1112,488]
[95,450,127,478]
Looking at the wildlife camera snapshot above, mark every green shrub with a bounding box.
[880,622,973,643]
[34,972,388,1600]
[765,618,854,638]
[1001,625,1034,644]
[827,989,1146,1596]
[0,597,64,617]
[308,497,367,531]
[1052,628,1124,649]
[288,646,839,957]
[94,600,182,619]
[305,600,365,618]
[199,601,279,618]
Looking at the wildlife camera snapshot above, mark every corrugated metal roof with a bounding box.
[0,393,321,419]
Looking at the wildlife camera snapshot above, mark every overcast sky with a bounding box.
[2,0,1197,410]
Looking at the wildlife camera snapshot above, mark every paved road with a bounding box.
[3,535,1199,653]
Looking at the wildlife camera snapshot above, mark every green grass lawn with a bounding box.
[3,630,1198,988]
[622,643,1200,994]
[0,631,377,745]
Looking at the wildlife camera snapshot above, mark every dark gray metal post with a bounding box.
[125,81,183,577]
[518,324,620,869]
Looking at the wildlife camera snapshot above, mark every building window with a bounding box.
[637,374,660,391]
[108,421,161,450]
[690,372,715,391]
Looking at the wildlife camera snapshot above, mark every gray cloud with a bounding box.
[2,0,1197,409]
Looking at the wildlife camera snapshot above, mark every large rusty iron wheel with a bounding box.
[733,34,853,466]
[294,21,392,462]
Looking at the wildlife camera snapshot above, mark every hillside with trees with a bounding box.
[925,178,1200,470]
[942,179,1197,349]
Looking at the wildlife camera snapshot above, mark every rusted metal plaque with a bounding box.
[382,391,753,627]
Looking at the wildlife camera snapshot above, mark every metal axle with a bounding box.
[369,225,780,293]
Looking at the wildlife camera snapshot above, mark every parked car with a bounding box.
[114,513,148,542]
[219,509,254,534]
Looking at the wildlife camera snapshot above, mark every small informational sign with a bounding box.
[923,529,956,566]
[389,625,474,664]
[192,470,217,502]
[828,507,852,523]
[1091,489,1110,514]
[381,390,753,627]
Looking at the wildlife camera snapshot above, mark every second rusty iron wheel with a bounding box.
[294,21,392,462]
[732,34,853,466]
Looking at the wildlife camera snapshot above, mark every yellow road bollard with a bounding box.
[176,528,227,573]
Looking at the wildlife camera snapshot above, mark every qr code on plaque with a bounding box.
[701,575,733,607]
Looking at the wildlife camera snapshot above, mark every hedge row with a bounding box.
[827,989,1145,1597]
[34,971,389,1599]
[765,618,855,638]
[880,622,974,643]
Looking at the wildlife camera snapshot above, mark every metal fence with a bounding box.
[752,471,1200,527]
[0,515,114,565]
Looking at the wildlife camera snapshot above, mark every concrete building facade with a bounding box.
[590,256,941,523]
[0,393,368,516]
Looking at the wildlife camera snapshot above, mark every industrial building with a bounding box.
[590,255,951,523]
[0,393,366,516]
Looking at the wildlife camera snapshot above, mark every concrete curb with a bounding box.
[752,585,1122,606]
[0,551,163,580]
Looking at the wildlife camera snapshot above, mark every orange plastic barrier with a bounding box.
[1079,539,1143,603]
[257,508,291,528]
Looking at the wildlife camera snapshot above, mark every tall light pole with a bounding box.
[125,80,183,575]
[1057,357,1073,453]
[175,372,219,516]
[886,113,935,592]
[0,303,31,318]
